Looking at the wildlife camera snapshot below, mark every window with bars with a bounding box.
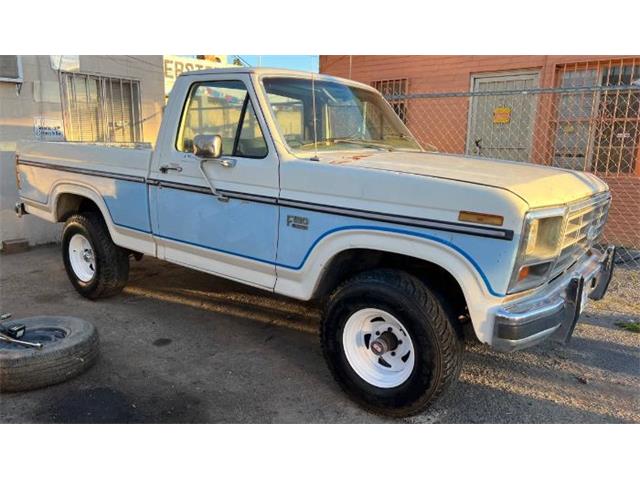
[553,59,640,175]
[60,72,142,143]
[371,78,408,123]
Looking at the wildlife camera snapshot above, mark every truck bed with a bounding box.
[17,140,153,180]
[16,141,155,252]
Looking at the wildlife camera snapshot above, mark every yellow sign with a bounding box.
[493,106,512,124]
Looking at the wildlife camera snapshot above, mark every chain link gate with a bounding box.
[387,85,640,268]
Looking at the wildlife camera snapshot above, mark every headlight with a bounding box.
[508,208,567,293]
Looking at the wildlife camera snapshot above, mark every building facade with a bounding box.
[0,55,165,249]
[162,55,233,99]
[320,56,640,254]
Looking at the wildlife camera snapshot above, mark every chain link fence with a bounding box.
[387,85,640,268]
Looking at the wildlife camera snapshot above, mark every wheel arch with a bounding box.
[51,182,113,224]
[314,247,470,322]
[51,182,156,256]
[56,192,102,222]
[275,229,500,342]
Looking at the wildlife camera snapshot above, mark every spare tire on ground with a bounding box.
[0,316,99,393]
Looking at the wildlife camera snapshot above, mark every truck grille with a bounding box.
[551,192,611,277]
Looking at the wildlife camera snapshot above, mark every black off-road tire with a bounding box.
[62,212,129,299]
[0,316,99,393]
[321,269,464,417]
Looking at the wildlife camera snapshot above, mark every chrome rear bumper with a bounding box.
[492,246,616,351]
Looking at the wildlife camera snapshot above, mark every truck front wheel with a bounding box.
[321,269,463,417]
[62,212,129,299]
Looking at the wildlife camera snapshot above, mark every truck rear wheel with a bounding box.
[321,269,463,417]
[62,212,129,299]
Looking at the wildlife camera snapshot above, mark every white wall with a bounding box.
[0,55,165,249]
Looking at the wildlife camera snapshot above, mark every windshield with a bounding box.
[262,76,422,154]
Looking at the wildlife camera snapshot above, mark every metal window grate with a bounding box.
[554,58,640,176]
[372,78,408,123]
[60,72,143,143]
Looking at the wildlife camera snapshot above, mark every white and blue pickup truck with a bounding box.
[15,67,615,416]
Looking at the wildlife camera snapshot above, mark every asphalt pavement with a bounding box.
[1,245,638,423]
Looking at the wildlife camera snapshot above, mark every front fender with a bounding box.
[274,228,506,343]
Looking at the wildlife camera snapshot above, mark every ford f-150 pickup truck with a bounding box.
[14,67,616,416]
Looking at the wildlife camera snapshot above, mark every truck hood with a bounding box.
[322,151,608,208]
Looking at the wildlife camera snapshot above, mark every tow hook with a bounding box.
[0,313,43,349]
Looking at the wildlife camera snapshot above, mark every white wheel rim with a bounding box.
[68,233,96,282]
[342,308,415,388]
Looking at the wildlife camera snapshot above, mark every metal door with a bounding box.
[467,73,539,162]
[149,74,280,290]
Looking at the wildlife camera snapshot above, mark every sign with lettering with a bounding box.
[33,117,65,141]
[493,106,512,124]
[163,55,230,97]
[50,55,80,72]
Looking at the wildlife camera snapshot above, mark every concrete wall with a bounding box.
[0,55,165,249]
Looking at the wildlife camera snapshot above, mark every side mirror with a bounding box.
[193,134,222,159]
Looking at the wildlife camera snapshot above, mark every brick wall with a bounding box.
[602,176,640,249]
[319,55,639,92]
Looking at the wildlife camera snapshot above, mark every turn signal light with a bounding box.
[458,211,504,226]
[517,266,530,282]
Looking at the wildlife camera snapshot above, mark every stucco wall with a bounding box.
[0,55,165,249]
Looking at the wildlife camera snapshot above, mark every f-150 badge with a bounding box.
[287,215,309,230]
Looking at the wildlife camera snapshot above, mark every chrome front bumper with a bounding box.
[492,246,616,351]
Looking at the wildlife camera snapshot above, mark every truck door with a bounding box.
[149,75,279,290]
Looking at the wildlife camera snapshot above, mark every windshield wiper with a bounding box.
[292,138,395,152]
[384,132,408,139]
[330,138,394,151]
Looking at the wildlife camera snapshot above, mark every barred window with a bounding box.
[60,72,142,143]
[371,78,408,123]
[553,59,640,175]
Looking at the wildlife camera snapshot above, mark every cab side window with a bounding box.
[177,80,268,158]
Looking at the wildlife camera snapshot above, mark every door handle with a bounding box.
[216,158,236,168]
[159,164,183,174]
